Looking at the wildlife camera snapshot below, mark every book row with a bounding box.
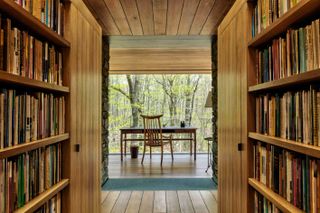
[0,89,66,149]
[256,87,320,146]
[0,144,61,213]
[12,0,65,35]
[252,0,301,37]
[254,142,320,212]
[34,193,61,213]
[254,191,281,213]
[255,18,320,83]
[0,14,64,85]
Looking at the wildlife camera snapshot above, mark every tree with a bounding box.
[110,75,144,127]
[184,75,201,126]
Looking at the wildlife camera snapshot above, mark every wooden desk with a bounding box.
[120,127,197,161]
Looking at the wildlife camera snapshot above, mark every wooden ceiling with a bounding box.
[84,0,235,35]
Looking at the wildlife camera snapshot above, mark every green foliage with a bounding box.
[108,74,212,153]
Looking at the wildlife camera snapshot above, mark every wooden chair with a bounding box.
[141,115,174,165]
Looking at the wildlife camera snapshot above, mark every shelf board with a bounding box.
[248,178,303,213]
[14,179,69,213]
[248,0,320,47]
[0,0,70,48]
[0,133,69,159]
[248,68,320,93]
[0,71,69,93]
[249,132,320,158]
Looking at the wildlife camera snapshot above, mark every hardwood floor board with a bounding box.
[111,191,132,213]
[154,191,167,213]
[210,190,218,201]
[109,154,212,178]
[177,191,195,213]
[200,191,217,213]
[101,191,120,213]
[139,191,154,213]
[189,191,209,213]
[125,191,143,213]
[166,191,181,213]
[101,191,109,204]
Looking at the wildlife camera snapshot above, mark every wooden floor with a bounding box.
[101,190,218,213]
[109,153,212,178]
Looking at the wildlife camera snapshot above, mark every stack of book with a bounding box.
[252,0,302,37]
[34,193,61,213]
[12,0,64,35]
[254,142,319,212]
[0,143,61,212]
[0,89,66,149]
[255,18,320,83]
[254,191,281,213]
[255,86,320,146]
[0,13,64,85]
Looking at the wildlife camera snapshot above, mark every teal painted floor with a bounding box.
[102,178,216,191]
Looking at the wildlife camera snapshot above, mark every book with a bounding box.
[0,89,65,149]
[0,13,63,86]
[254,141,320,211]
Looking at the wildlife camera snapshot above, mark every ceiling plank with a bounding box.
[120,0,143,35]
[84,0,120,35]
[153,0,168,35]
[189,0,215,35]
[201,0,232,35]
[136,0,154,35]
[178,0,200,35]
[104,0,132,35]
[166,0,184,35]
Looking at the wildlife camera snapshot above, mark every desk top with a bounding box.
[120,126,198,131]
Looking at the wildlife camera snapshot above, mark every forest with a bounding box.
[109,74,212,153]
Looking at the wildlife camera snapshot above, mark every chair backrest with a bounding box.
[141,114,163,146]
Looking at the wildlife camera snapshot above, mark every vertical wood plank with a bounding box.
[178,0,200,35]
[189,191,209,213]
[153,0,168,35]
[200,191,217,213]
[189,0,215,35]
[177,191,195,213]
[120,0,143,35]
[139,191,154,213]
[154,191,167,213]
[112,191,132,213]
[166,191,181,213]
[101,191,121,213]
[125,191,143,213]
[136,0,154,35]
[166,0,184,35]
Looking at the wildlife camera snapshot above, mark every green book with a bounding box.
[298,28,306,73]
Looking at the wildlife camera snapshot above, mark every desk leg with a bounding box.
[120,132,123,161]
[189,133,192,156]
[194,131,197,160]
[124,133,127,156]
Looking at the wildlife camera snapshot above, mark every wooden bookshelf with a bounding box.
[248,178,303,213]
[14,179,69,213]
[248,0,320,47]
[0,71,70,93]
[249,132,320,158]
[0,0,70,48]
[0,133,69,159]
[248,68,320,93]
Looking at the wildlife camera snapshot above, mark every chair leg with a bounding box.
[124,141,127,156]
[170,141,174,161]
[141,145,146,164]
[161,145,163,166]
[150,147,152,159]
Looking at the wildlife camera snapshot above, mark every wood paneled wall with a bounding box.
[63,1,102,212]
[217,0,252,212]
[109,36,211,74]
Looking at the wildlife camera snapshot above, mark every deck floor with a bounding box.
[101,190,218,213]
[108,153,212,178]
